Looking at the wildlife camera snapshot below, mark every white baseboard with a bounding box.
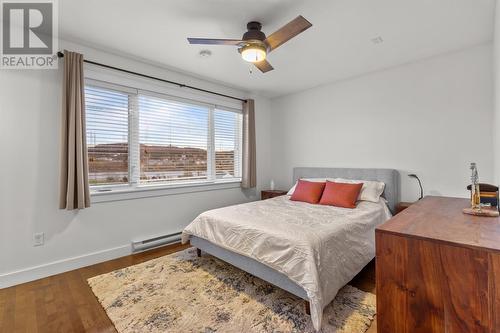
[0,244,132,289]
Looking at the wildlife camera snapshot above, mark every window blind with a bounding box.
[85,85,130,186]
[138,94,209,184]
[214,109,242,179]
[84,81,243,190]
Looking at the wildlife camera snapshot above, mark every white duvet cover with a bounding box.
[182,195,392,331]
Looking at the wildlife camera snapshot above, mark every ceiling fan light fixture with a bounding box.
[187,15,312,73]
[241,44,267,63]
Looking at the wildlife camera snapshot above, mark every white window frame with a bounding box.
[84,72,244,202]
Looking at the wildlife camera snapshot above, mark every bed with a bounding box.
[181,167,400,331]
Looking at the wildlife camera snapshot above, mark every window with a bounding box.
[85,81,243,191]
[138,94,209,184]
[214,109,241,179]
[85,86,130,186]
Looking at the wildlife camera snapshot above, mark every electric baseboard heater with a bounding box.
[131,231,182,252]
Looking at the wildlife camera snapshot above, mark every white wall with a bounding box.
[494,2,500,184]
[0,40,271,287]
[270,44,494,202]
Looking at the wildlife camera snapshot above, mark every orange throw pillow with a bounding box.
[290,180,326,204]
[319,181,363,208]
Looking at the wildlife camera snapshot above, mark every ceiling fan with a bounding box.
[187,15,312,73]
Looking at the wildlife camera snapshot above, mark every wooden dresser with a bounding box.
[376,196,500,333]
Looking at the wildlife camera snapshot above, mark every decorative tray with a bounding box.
[463,207,500,217]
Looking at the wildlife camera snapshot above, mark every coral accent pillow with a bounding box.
[319,181,363,208]
[290,180,326,204]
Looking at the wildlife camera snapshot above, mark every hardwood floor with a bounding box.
[0,244,377,333]
[350,259,377,333]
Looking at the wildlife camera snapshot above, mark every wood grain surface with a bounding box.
[376,196,500,332]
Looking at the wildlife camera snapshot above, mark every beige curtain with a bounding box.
[59,50,90,210]
[241,99,256,188]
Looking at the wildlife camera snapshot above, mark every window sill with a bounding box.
[90,179,242,203]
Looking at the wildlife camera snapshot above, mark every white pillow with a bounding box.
[334,178,385,203]
[287,178,332,195]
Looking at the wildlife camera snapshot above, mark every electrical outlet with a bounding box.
[33,232,44,246]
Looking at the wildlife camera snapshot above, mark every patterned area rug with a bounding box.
[88,248,376,333]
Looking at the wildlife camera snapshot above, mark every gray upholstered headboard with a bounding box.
[293,167,400,213]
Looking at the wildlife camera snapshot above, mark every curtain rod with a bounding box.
[57,51,247,103]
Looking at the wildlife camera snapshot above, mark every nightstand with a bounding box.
[395,201,415,214]
[261,190,288,200]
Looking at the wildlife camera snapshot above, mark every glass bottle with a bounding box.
[470,163,481,210]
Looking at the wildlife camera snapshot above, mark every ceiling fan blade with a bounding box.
[264,15,312,52]
[187,38,243,45]
[254,60,274,73]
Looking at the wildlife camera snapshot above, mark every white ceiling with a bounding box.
[60,0,496,98]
